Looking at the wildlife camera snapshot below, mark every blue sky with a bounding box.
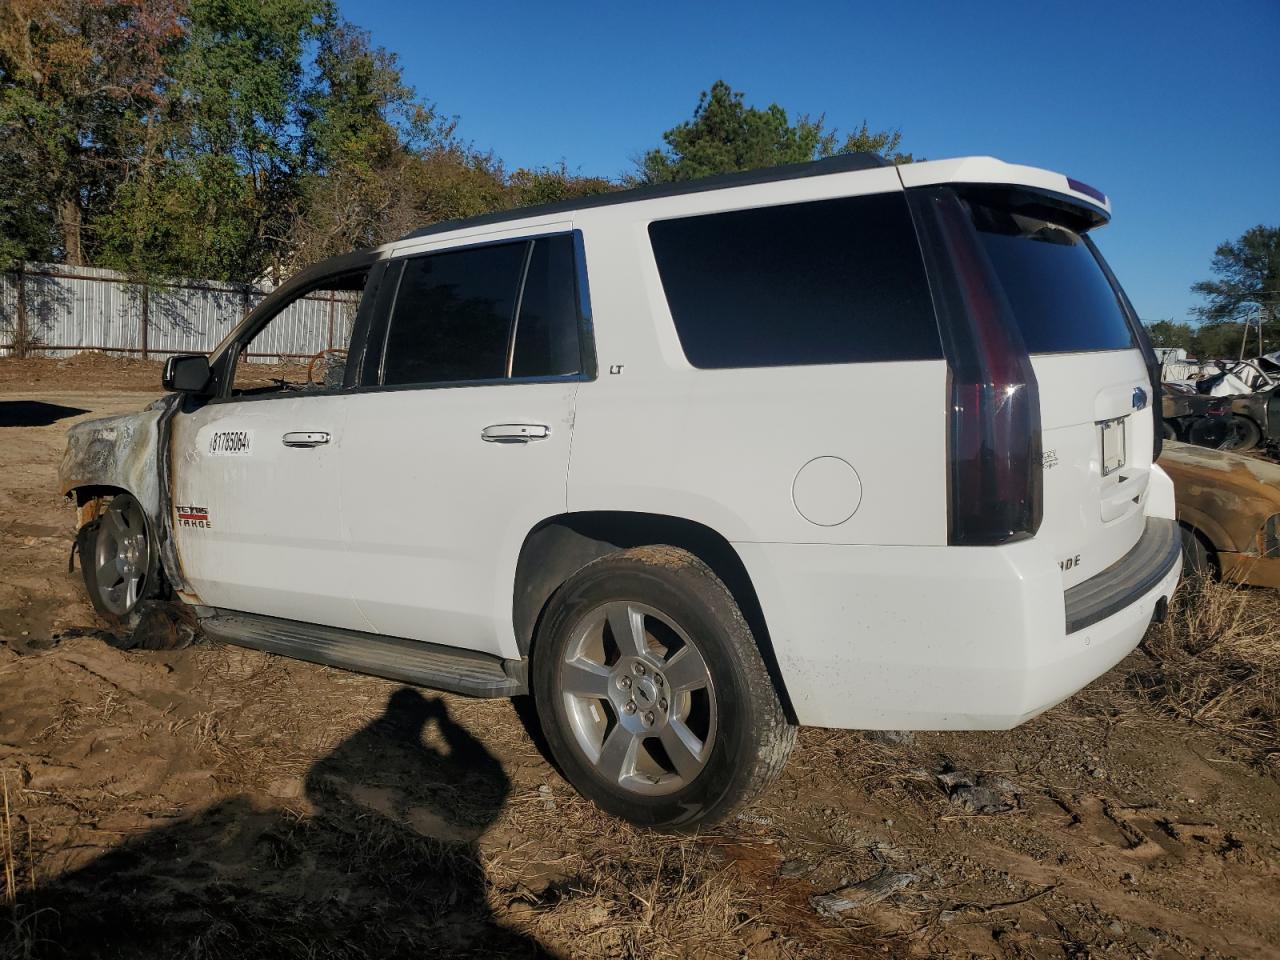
[338,0,1278,325]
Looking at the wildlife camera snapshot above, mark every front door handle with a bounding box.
[282,431,331,448]
[481,423,550,443]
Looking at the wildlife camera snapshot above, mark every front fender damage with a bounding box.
[59,393,194,598]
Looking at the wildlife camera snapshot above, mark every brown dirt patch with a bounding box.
[0,353,166,394]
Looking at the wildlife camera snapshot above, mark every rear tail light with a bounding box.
[907,188,1043,546]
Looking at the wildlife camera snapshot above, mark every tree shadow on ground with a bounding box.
[16,688,550,959]
[0,401,88,427]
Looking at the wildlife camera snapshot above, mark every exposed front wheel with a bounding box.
[532,546,795,831]
[80,493,157,625]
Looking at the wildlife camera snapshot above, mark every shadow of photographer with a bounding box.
[21,687,550,958]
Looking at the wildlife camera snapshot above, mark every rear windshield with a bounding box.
[968,203,1136,354]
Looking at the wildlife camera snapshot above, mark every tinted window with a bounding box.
[512,235,580,378]
[969,204,1136,354]
[648,193,940,369]
[382,242,526,385]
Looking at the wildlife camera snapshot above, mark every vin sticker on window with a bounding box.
[208,430,253,456]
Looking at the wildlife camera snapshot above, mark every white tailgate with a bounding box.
[1033,349,1154,588]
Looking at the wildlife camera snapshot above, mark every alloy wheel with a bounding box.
[559,601,718,796]
[92,496,151,616]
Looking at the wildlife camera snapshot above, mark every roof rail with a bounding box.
[398,152,891,242]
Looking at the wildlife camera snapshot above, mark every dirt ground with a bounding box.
[1,354,1278,959]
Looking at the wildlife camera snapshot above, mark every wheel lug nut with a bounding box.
[623,700,637,715]
[644,711,655,726]
[633,662,646,676]
[658,698,668,711]
[654,673,664,687]
[619,675,632,689]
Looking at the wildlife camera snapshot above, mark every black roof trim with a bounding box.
[398,153,892,241]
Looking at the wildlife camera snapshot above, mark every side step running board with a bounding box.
[200,610,527,698]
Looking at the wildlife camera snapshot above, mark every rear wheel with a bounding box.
[532,546,795,831]
[81,493,158,627]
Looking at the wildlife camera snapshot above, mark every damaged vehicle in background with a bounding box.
[59,154,1180,830]
[1160,441,1280,589]
[1160,351,1280,453]
[1161,386,1237,447]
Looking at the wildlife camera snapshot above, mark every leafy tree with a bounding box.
[97,0,342,283]
[0,0,183,267]
[1144,319,1263,360]
[1191,225,1279,353]
[637,80,910,184]
[1192,322,1259,361]
[507,162,615,209]
[284,20,455,267]
[1145,319,1196,351]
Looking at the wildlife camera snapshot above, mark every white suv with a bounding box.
[60,154,1181,829]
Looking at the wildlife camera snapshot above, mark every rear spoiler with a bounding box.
[898,157,1111,229]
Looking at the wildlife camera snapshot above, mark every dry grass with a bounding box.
[2,769,42,960]
[1137,578,1280,766]
[507,828,748,959]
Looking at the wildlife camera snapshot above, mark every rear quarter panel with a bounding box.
[567,190,948,547]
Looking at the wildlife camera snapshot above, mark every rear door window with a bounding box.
[512,234,581,378]
[383,242,525,386]
[648,192,941,369]
[380,235,582,386]
[967,203,1136,354]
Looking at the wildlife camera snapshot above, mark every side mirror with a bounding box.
[163,354,211,394]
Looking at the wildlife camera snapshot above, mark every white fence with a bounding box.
[0,261,357,362]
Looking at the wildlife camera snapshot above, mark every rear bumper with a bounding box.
[735,519,1181,730]
[1065,518,1181,632]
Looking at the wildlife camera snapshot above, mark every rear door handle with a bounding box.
[282,431,331,448]
[481,423,550,443]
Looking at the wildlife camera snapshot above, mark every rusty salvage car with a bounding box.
[1160,441,1280,588]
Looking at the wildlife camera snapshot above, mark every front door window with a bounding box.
[231,271,369,396]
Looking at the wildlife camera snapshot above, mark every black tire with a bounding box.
[1219,415,1262,452]
[1179,524,1217,582]
[532,546,795,831]
[80,492,161,631]
[1186,415,1231,449]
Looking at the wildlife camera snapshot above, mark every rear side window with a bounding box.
[381,235,582,386]
[648,193,940,368]
[513,235,581,378]
[967,203,1136,354]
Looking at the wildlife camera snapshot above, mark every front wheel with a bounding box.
[80,493,158,626]
[532,546,795,831]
